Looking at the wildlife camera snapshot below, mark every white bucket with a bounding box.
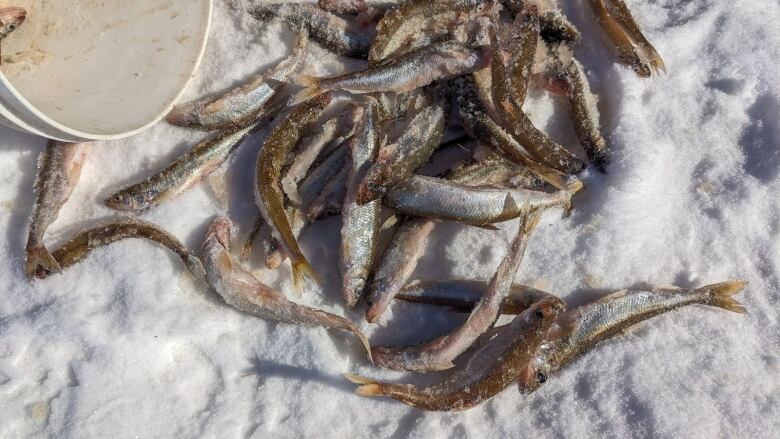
[0,0,212,142]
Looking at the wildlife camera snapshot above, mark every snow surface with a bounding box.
[1,0,779,437]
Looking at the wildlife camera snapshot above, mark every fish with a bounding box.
[25,141,90,279]
[453,75,582,188]
[447,146,544,188]
[588,0,665,77]
[341,97,383,307]
[36,218,207,287]
[106,123,257,212]
[166,31,309,131]
[371,209,544,371]
[307,165,349,221]
[489,11,585,175]
[291,41,489,105]
[0,6,26,64]
[547,49,609,173]
[202,216,372,361]
[365,217,437,322]
[396,279,558,314]
[255,93,333,291]
[251,3,375,59]
[346,294,565,410]
[298,140,352,208]
[282,106,358,205]
[357,84,449,204]
[368,0,491,63]
[517,280,747,393]
[384,175,581,226]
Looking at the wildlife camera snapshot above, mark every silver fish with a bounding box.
[106,123,256,211]
[291,41,489,105]
[371,209,544,371]
[26,141,90,279]
[346,294,565,410]
[251,3,375,59]
[341,97,382,308]
[166,31,309,131]
[365,217,437,322]
[518,280,747,392]
[384,175,581,226]
[202,216,372,361]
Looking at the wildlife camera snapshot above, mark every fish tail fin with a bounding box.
[343,373,384,396]
[522,158,569,191]
[522,207,544,233]
[25,243,61,280]
[642,44,666,75]
[700,280,747,314]
[291,259,322,292]
[345,324,374,363]
[288,75,323,106]
[566,179,584,195]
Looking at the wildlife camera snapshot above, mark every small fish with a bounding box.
[251,3,375,59]
[447,146,544,188]
[368,0,491,63]
[489,12,585,175]
[547,49,609,172]
[588,0,665,77]
[36,218,207,286]
[282,106,358,204]
[202,216,372,361]
[26,141,90,279]
[341,98,383,307]
[365,217,437,322]
[357,84,449,204]
[106,123,257,211]
[517,280,747,393]
[453,75,581,189]
[346,294,565,410]
[371,209,544,371]
[396,279,557,314]
[307,165,349,221]
[166,31,309,131]
[298,141,352,208]
[384,175,581,226]
[255,94,333,291]
[291,41,489,105]
[0,6,26,64]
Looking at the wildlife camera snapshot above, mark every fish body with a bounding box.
[371,210,543,371]
[292,41,488,104]
[252,3,375,59]
[341,98,382,307]
[202,216,372,360]
[368,0,489,62]
[365,217,436,322]
[255,94,333,291]
[307,165,349,221]
[396,279,557,314]
[348,295,565,410]
[166,31,309,131]
[298,141,352,208]
[26,141,90,279]
[37,218,207,286]
[518,281,747,392]
[384,175,579,226]
[106,123,256,211]
[357,84,449,204]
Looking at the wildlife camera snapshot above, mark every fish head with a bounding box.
[523,295,566,329]
[517,346,555,394]
[0,7,26,38]
[206,216,233,250]
[104,191,150,211]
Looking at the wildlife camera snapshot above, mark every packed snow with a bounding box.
[1,0,779,437]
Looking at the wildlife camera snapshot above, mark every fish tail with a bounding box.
[521,159,569,191]
[700,280,748,314]
[566,179,585,195]
[348,325,374,363]
[288,75,324,106]
[343,373,385,396]
[291,259,322,292]
[25,242,61,280]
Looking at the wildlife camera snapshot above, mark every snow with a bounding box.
[1,0,779,437]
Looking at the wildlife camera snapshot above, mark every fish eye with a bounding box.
[8,24,16,31]
[537,372,547,383]
[110,194,123,203]
[533,309,545,320]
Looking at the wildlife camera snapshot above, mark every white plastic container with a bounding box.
[0,0,212,142]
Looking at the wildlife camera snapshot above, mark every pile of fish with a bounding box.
[22,0,747,412]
